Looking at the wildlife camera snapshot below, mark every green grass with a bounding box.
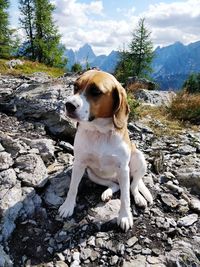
[0,58,65,77]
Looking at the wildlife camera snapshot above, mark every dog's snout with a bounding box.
[65,102,77,113]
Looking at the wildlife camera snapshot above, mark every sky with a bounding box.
[9,0,200,55]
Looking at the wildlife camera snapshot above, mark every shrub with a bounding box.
[169,92,200,124]
[71,62,82,72]
[127,93,140,121]
[183,73,200,94]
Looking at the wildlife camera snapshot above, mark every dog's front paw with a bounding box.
[101,188,113,202]
[134,193,147,208]
[117,210,133,232]
[59,199,75,218]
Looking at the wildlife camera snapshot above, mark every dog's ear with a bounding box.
[112,84,130,129]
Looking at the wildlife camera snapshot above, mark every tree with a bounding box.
[34,0,65,67]
[71,62,82,72]
[129,18,154,77]
[0,0,11,58]
[19,0,35,59]
[183,73,200,94]
[115,18,154,82]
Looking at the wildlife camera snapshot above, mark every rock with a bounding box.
[133,89,176,107]
[22,138,55,163]
[0,169,17,193]
[0,152,13,171]
[176,144,196,155]
[126,236,138,247]
[166,240,200,266]
[44,167,71,206]
[89,199,120,224]
[123,255,147,267]
[0,245,13,267]
[175,170,200,193]
[6,59,23,69]
[55,261,69,267]
[4,80,77,139]
[15,154,48,187]
[161,193,179,208]
[190,197,200,213]
[177,213,198,227]
[0,182,23,240]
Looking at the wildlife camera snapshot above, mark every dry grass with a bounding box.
[0,59,65,77]
[137,105,199,136]
[170,92,200,124]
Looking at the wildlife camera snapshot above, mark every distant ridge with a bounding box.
[65,41,200,90]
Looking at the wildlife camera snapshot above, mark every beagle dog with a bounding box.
[59,70,153,231]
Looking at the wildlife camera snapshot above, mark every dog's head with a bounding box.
[65,70,129,129]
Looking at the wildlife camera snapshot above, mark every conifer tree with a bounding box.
[19,0,35,59]
[34,0,65,67]
[0,0,11,58]
[115,18,154,82]
[129,18,154,77]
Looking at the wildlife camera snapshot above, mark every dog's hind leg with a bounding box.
[130,149,153,207]
[87,168,119,202]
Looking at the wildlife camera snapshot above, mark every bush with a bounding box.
[169,92,200,124]
[71,62,82,72]
[127,93,140,121]
[183,73,200,94]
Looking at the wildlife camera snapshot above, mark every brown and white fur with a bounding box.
[59,70,153,232]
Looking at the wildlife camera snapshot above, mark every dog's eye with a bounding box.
[74,84,79,94]
[89,86,102,97]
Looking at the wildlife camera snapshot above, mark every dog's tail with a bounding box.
[138,179,153,204]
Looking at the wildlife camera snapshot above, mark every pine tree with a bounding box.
[0,0,11,58]
[34,0,65,67]
[115,18,154,82]
[129,18,154,77]
[19,0,35,59]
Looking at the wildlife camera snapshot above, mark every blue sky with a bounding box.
[9,0,200,55]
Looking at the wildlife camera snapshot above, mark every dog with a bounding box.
[59,70,153,231]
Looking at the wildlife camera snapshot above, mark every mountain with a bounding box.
[65,44,120,73]
[152,41,200,90]
[65,41,200,90]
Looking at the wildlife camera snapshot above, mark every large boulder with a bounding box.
[134,89,176,107]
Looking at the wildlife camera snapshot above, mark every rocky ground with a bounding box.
[0,73,200,267]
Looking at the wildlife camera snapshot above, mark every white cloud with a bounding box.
[54,0,200,55]
[144,0,200,46]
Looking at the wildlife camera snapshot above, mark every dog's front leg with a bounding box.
[117,166,133,232]
[59,160,85,218]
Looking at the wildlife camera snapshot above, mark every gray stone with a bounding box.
[90,199,120,223]
[123,255,147,267]
[176,170,200,193]
[190,197,200,213]
[44,167,71,206]
[134,89,176,107]
[15,153,48,187]
[0,169,17,193]
[126,236,138,247]
[6,59,23,69]
[55,261,69,267]
[141,248,152,255]
[161,193,179,208]
[166,240,200,266]
[22,138,55,163]
[176,145,196,155]
[0,245,13,267]
[177,213,198,227]
[0,152,13,171]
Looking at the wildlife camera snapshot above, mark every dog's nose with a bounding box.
[65,102,76,113]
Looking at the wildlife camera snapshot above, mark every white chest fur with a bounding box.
[74,119,131,179]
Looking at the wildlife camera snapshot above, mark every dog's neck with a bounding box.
[79,118,114,134]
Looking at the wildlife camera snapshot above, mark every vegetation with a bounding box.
[127,93,140,121]
[169,92,200,124]
[183,73,200,94]
[71,62,82,72]
[0,59,64,77]
[115,18,154,83]
[0,0,11,58]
